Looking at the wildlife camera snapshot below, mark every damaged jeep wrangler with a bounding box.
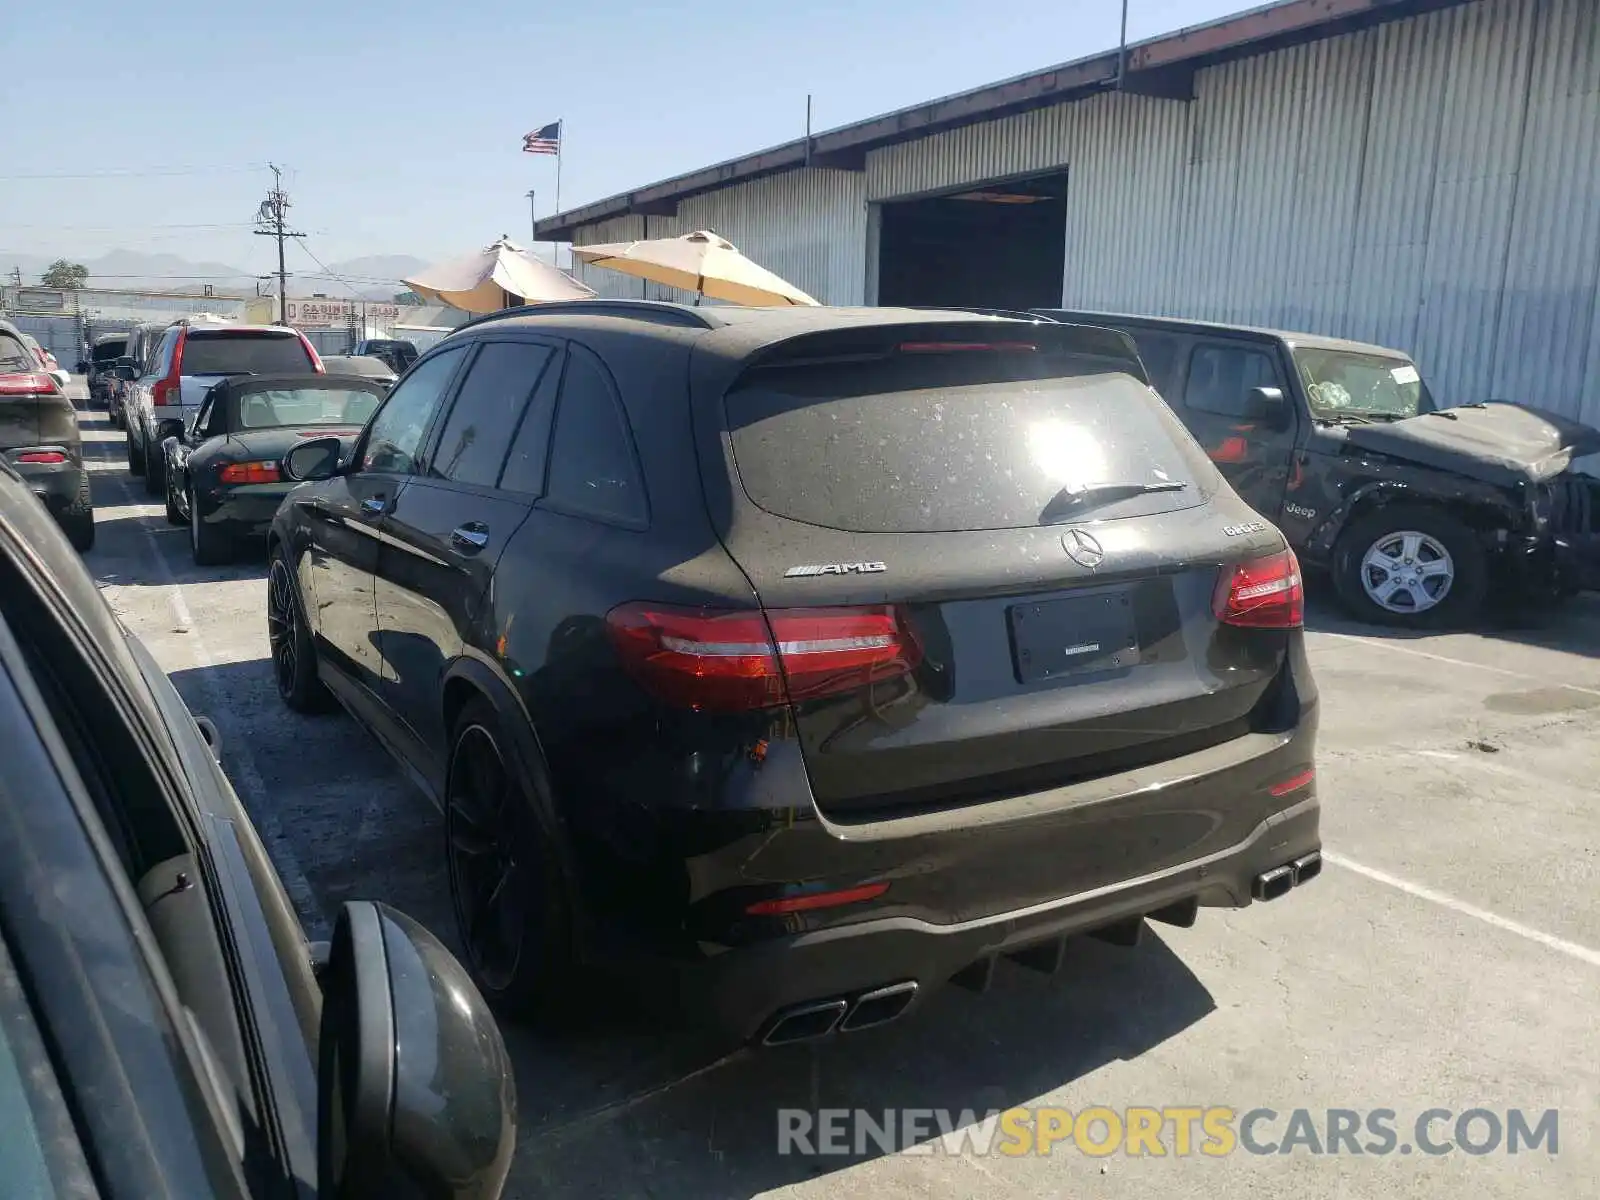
[1037,309,1600,627]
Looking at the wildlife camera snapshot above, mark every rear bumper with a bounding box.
[200,485,295,540]
[683,793,1320,1043]
[10,458,88,511]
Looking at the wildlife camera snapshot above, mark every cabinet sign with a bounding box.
[286,300,401,326]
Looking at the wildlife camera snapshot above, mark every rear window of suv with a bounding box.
[724,335,1216,534]
[180,331,314,376]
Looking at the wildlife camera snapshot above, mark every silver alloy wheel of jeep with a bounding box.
[1360,529,1455,614]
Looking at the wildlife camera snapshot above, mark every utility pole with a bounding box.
[254,164,304,325]
[10,266,21,289]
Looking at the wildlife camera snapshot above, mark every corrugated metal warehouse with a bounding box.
[539,0,1600,428]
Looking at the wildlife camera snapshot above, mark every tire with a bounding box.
[126,430,143,473]
[62,510,95,553]
[62,472,95,553]
[266,551,333,713]
[1332,504,1488,628]
[143,441,165,496]
[445,697,577,1018]
[189,487,232,565]
[164,465,185,526]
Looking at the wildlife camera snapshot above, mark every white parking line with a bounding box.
[1315,630,1600,699]
[1323,850,1600,968]
[84,416,328,938]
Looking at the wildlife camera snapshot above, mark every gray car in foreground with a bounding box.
[0,445,518,1197]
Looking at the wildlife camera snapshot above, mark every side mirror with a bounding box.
[115,355,136,369]
[284,436,345,482]
[1243,386,1288,423]
[113,365,138,381]
[317,903,516,1200]
[50,369,72,389]
[75,360,89,374]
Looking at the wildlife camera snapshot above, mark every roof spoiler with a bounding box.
[741,319,1149,383]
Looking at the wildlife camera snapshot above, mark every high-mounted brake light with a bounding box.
[153,327,186,407]
[0,372,59,396]
[1214,549,1304,628]
[14,451,67,464]
[897,341,1037,354]
[220,460,281,484]
[605,603,922,712]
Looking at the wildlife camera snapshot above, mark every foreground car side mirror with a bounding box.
[1243,386,1288,424]
[318,902,516,1200]
[284,436,345,482]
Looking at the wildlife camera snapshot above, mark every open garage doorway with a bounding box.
[875,171,1068,310]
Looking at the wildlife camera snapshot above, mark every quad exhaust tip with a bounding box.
[762,981,920,1045]
[1253,850,1322,901]
[839,981,918,1032]
[762,999,848,1046]
[1253,864,1295,902]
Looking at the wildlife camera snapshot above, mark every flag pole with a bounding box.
[554,121,564,268]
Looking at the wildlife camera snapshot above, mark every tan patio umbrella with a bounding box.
[571,229,819,306]
[403,236,593,313]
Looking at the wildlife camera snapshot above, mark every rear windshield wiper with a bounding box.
[1040,479,1187,524]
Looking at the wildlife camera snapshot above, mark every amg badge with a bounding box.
[785,561,888,578]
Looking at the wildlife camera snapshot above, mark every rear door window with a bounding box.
[543,348,647,526]
[428,341,554,488]
[724,341,1212,534]
[179,331,313,375]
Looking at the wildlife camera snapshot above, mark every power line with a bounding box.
[0,222,260,232]
[0,164,267,182]
[295,241,367,300]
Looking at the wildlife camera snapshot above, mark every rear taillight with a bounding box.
[219,460,281,484]
[153,327,185,407]
[299,333,326,373]
[0,372,59,396]
[1214,549,1304,628]
[605,603,922,711]
[15,451,67,464]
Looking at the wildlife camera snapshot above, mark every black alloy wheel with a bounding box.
[447,722,530,993]
[266,554,331,712]
[445,699,576,1015]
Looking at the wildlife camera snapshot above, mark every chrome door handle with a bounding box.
[360,496,387,516]
[450,524,490,551]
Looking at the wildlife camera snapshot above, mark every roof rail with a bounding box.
[448,299,719,337]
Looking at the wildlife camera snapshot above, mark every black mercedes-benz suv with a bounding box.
[266,302,1322,1044]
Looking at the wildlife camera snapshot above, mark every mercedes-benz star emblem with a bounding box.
[1062,528,1105,569]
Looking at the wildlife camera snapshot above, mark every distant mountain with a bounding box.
[5,249,432,301]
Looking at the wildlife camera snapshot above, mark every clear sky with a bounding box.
[1,0,1248,280]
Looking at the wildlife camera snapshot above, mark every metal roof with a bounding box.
[537,0,1470,241]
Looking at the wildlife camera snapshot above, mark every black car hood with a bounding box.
[1344,402,1600,487]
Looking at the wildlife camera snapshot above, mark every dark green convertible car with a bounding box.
[162,374,387,565]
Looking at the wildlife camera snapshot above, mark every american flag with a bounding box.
[522,121,561,155]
